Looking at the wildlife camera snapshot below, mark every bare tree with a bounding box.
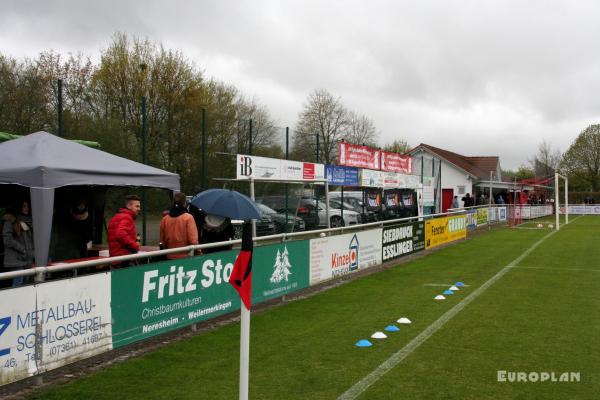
[346,111,378,147]
[293,89,348,164]
[561,124,600,191]
[529,140,562,177]
[234,96,279,154]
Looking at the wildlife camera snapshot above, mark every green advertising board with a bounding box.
[252,240,310,304]
[111,240,310,348]
[111,250,241,348]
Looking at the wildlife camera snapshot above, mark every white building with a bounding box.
[408,144,503,211]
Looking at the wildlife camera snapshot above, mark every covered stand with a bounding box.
[0,131,180,267]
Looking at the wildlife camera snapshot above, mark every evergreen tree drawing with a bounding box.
[270,246,292,284]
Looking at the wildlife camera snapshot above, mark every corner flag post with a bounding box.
[239,179,258,400]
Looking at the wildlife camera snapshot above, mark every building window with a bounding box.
[458,186,465,195]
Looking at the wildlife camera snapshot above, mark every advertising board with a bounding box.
[476,208,488,226]
[425,215,466,249]
[325,165,359,186]
[0,274,112,385]
[111,251,241,348]
[309,229,383,285]
[338,142,381,170]
[360,169,383,187]
[381,221,425,262]
[237,154,324,181]
[381,151,413,173]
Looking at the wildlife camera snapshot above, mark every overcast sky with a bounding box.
[2,0,600,169]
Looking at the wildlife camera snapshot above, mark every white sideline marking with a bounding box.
[514,266,600,273]
[423,283,471,287]
[337,229,558,400]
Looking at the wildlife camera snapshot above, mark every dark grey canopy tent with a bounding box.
[0,131,180,267]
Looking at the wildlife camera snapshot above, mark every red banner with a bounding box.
[338,142,380,169]
[381,151,413,173]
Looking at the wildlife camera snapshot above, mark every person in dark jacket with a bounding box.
[461,193,474,207]
[2,201,34,287]
[50,198,92,262]
[107,195,141,266]
[189,204,236,254]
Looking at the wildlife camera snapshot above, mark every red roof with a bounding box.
[409,144,499,180]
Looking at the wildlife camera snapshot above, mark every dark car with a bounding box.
[257,203,305,233]
[257,196,320,230]
[232,213,276,238]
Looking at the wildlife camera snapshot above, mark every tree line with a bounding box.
[0,33,385,195]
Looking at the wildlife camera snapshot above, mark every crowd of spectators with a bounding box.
[0,192,236,288]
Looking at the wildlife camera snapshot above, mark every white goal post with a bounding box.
[555,172,569,230]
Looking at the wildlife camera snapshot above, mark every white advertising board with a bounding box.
[383,172,400,188]
[0,274,112,385]
[398,173,420,188]
[0,285,36,385]
[360,169,383,187]
[237,154,324,181]
[561,205,600,215]
[489,207,507,222]
[309,229,383,285]
[422,187,435,207]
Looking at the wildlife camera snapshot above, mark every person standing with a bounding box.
[51,198,92,262]
[2,200,34,287]
[451,196,459,209]
[461,193,473,207]
[160,192,199,259]
[108,195,141,266]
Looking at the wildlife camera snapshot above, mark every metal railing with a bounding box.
[0,206,498,284]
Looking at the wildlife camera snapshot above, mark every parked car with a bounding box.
[299,198,360,227]
[328,194,378,222]
[257,196,320,230]
[256,203,305,233]
[232,214,276,238]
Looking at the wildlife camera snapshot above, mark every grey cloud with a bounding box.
[2,0,600,169]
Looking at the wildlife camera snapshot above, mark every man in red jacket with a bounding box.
[108,195,141,266]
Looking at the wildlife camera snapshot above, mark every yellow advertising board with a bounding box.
[425,215,467,249]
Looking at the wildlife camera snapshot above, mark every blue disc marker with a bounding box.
[384,325,400,332]
[355,339,373,347]
[443,289,454,295]
[455,282,465,287]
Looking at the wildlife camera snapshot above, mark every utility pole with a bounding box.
[248,119,253,155]
[201,108,207,190]
[140,63,148,246]
[57,79,63,137]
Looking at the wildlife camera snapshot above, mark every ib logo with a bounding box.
[349,234,359,271]
[239,156,252,177]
